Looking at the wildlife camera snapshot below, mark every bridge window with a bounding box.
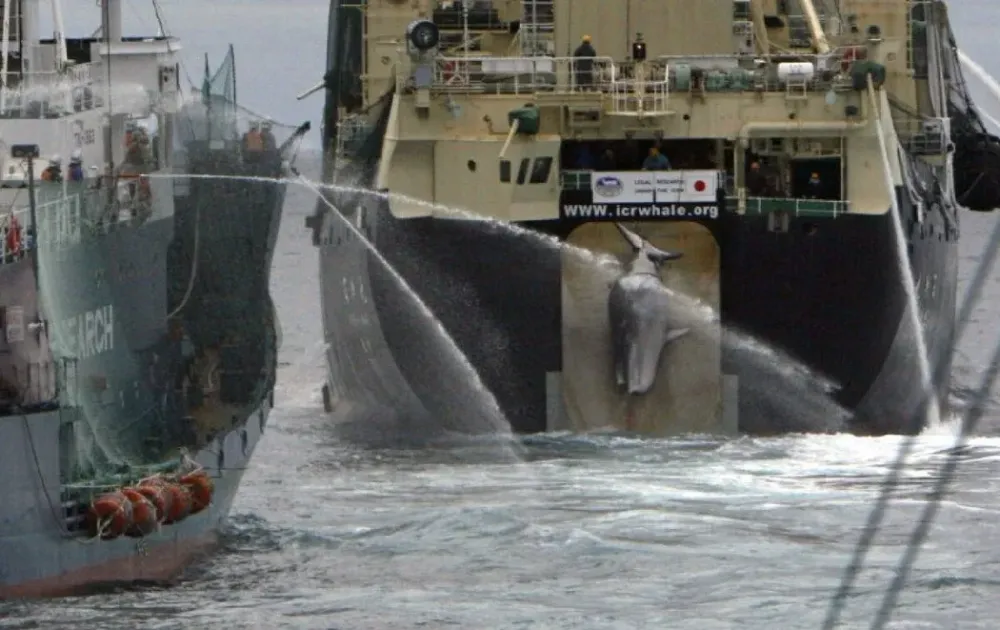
[500,159,511,183]
[529,157,552,184]
[516,158,530,184]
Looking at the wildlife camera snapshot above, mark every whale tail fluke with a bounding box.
[615,223,683,266]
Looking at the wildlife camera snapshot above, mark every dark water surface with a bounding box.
[5,1,1000,628]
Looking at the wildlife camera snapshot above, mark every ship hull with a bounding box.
[0,401,268,598]
[0,163,285,597]
[314,165,957,438]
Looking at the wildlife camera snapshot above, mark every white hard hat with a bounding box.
[71,148,83,161]
[50,155,61,165]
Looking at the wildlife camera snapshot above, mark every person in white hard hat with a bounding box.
[69,149,85,182]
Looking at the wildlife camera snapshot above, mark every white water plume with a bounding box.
[293,175,520,453]
[867,80,940,430]
[151,171,854,435]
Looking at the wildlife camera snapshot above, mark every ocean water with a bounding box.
[4,1,1000,628]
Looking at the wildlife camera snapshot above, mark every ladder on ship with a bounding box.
[520,0,553,56]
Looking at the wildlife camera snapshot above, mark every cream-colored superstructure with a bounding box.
[335,0,951,436]
[344,0,949,222]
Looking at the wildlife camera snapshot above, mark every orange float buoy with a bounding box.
[87,492,133,540]
[180,471,214,515]
[122,488,158,537]
[160,483,192,524]
[136,481,172,523]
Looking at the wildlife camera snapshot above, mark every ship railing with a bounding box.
[893,115,950,157]
[743,196,850,217]
[427,51,869,97]
[34,191,84,249]
[0,189,90,262]
[653,49,864,95]
[431,55,617,95]
[609,63,671,115]
[560,170,592,191]
[434,56,666,95]
[29,181,144,251]
[0,62,100,118]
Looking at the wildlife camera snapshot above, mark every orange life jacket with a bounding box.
[6,215,20,254]
[245,130,264,152]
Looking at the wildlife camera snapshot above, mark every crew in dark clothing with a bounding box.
[260,121,277,154]
[806,171,823,198]
[575,144,595,170]
[597,148,616,171]
[573,35,596,90]
[68,150,85,182]
[642,147,670,170]
[747,161,767,195]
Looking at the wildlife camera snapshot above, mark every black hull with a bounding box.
[315,174,956,436]
[312,1,962,438]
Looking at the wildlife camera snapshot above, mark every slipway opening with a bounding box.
[552,221,727,435]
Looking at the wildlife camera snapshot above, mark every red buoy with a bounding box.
[136,482,172,524]
[161,483,192,524]
[181,471,214,515]
[122,488,158,537]
[87,492,133,540]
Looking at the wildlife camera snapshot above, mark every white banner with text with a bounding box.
[590,170,720,204]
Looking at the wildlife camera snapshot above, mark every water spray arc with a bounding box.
[825,50,1000,628]
[294,175,519,453]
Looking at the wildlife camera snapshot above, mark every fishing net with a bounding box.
[28,44,307,484]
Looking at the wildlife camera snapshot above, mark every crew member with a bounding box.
[242,123,264,163]
[573,35,596,89]
[747,161,766,195]
[642,147,670,170]
[68,150,85,182]
[597,147,616,171]
[260,121,277,154]
[806,171,823,198]
[40,156,63,182]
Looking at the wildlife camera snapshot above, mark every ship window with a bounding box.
[529,157,553,184]
[500,159,511,183]
[516,158,530,185]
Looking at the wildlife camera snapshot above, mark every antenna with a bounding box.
[50,0,67,70]
[462,0,469,58]
[1,0,13,112]
[101,0,119,176]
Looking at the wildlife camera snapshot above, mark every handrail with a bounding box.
[0,62,99,118]
[421,52,873,96]
[743,196,850,217]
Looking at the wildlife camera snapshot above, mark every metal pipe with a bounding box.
[498,119,520,159]
[51,0,67,68]
[105,0,122,43]
[1,0,12,110]
[738,119,867,146]
[798,0,831,55]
